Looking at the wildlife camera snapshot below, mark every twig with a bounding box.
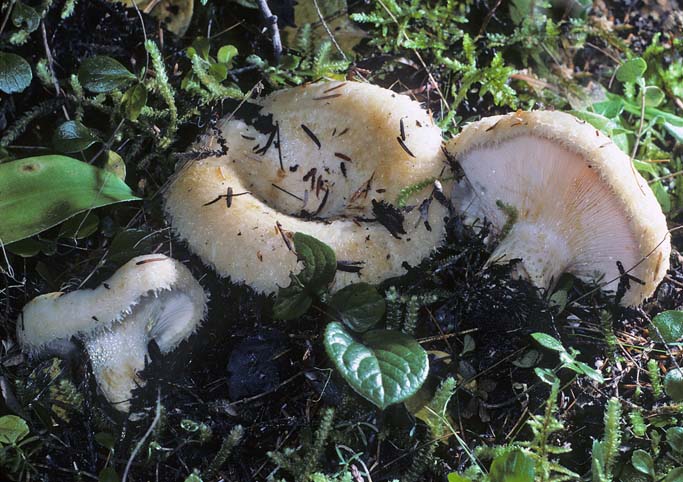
[312,0,348,61]
[122,390,163,482]
[0,0,16,36]
[256,0,282,63]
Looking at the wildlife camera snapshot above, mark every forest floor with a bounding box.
[1,0,683,481]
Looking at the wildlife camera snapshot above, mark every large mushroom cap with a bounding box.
[164,81,450,294]
[445,110,670,306]
[17,254,207,411]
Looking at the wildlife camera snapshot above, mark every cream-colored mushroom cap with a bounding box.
[17,254,207,412]
[445,110,670,306]
[164,81,450,294]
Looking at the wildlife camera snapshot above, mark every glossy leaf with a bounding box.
[651,311,683,344]
[272,284,312,320]
[0,51,32,94]
[0,415,29,445]
[217,45,238,64]
[329,283,385,332]
[631,450,655,477]
[294,232,336,289]
[531,333,565,352]
[0,155,139,245]
[53,120,98,153]
[104,150,126,180]
[665,369,683,402]
[78,56,136,93]
[324,322,428,409]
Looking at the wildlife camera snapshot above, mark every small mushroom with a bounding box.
[445,110,670,306]
[16,255,207,412]
[164,81,450,293]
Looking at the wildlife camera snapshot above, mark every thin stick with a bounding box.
[122,390,163,482]
[312,0,348,61]
[256,0,282,63]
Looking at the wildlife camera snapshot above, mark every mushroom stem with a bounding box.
[488,220,572,291]
[84,310,150,412]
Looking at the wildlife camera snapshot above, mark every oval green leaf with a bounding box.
[0,155,140,245]
[531,333,565,352]
[0,51,32,94]
[122,84,148,121]
[665,368,683,402]
[78,56,136,93]
[631,449,655,477]
[667,427,683,454]
[294,232,337,289]
[324,322,428,409]
[666,467,683,482]
[0,415,29,445]
[651,311,683,344]
[329,283,386,332]
[53,120,98,153]
[616,58,647,83]
[273,284,312,320]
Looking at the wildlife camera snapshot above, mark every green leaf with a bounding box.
[328,283,385,332]
[642,86,665,107]
[324,322,428,409]
[572,361,605,383]
[94,432,116,450]
[11,1,40,33]
[104,150,126,180]
[217,45,238,64]
[666,467,683,482]
[0,415,29,445]
[6,237,50,257]
[631,450,655,477]
[294,232,337,288]
[490,449,536,482]
[667,427,683,454]
[273,284,312,320]
[665,369,683,402]
[58,212,99,239]
[53,120,98,153]
[534,367,559,385]
[0,155,140,245]
[121,84,147,121]
[651,311,683,344]
[448,474,473,482]
[78,56,136,93]
[531,333,565,352]
[512,349,541,368]
[0,51,32,94]
[98,467,120,482]
[616,58,647,83]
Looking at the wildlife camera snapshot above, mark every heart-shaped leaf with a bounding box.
[11,1,40,33]
[53,120,98,153]
[329,283,385,332]
[0,52,32,94]
[324,322,428,409]
[0,155,140,245]
[651,311,683,344]
[78,56,136,93]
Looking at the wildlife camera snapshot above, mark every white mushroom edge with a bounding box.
[16,254,208,412]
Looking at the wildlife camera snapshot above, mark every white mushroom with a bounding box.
[16,254,207,412]
[164,81,450,294]
[445,110,670,306]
